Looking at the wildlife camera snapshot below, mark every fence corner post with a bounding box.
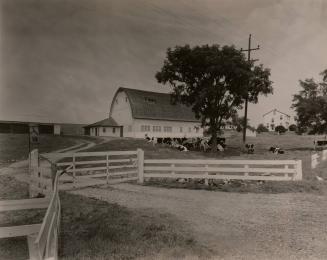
[295,160,302,180]
[137,149,144,184]
[27,233,39,260]
[51,162,57,191]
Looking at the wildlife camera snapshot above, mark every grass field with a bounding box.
[1,132,327,259]
[83,132,327,194]
[0,175,207,260]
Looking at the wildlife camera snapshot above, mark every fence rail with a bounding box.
[0,149,61,260]
[143,159,302,182]
[50,149,140,187]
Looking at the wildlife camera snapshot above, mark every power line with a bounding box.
[240,34,260,144]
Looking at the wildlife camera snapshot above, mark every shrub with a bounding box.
[275,125,287,134]
[289,124,297,131]
[256,124,269,133]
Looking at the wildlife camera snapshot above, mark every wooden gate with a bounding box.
[42,149,143,189]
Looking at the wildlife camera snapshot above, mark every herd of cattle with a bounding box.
[145,135,226,152]
[145,135,285,154]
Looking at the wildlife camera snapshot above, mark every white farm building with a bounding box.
[84,87,203,138]
[263,109,291,131]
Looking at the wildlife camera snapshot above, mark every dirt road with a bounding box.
[71,184,327,260]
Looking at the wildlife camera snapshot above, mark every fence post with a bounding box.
[73,154,76,187]
[244,165,249,177]
[295,160,302,180]
[137,149,144,184]
[284,165,289,178]
[323,150,327,161]
[51,162,57,191]
[106,154,109,184]
[204,164,209,185]
[311,154,318,169]
[29,149,39,198]
[27,233,40,260]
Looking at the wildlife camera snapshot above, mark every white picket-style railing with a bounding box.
[142,159,303,182]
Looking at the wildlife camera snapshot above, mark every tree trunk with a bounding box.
[211,128,217,152]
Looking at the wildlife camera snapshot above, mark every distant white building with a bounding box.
[263,109,291,131]
[85,87,203,138]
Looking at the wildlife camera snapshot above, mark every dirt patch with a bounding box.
[71,183,327,259]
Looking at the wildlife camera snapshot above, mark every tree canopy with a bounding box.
[292,70,327,134]
[156,44,273,149]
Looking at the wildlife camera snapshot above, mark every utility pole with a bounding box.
[240,34,260,143]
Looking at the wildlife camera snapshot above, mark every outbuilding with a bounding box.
[84,118,122,137]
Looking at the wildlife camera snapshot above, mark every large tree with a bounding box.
[156,44,273,150]
[292,71,327,134]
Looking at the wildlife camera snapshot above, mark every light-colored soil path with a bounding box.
[0,137,98,177]
[71,184,327,260]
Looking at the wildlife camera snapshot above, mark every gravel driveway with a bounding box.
[71,184,327,260]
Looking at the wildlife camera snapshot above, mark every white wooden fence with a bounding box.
[0,153,60,260]
[42,149,143,188]
[142,159,303,182]
[311,149,327,169]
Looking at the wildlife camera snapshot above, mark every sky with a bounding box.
[0,0,326,126]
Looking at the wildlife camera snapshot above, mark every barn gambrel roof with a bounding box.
[110,87,200,122]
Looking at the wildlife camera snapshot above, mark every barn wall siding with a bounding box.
[131,119,203,138]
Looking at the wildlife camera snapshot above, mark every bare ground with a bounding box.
[71,184,327,260]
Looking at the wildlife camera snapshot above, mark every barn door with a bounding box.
[120,127,123,137]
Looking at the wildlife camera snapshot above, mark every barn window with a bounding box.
[103,128,106,133]
[188,127,192,133]
[280,116,283,120]
[113,128,116,133]
[125,97,128,102]
[141,125,150,132]
[271,118,274,123]
[153,126,161,132]
[180,127,183,133]
[195,127,199,133]
[128,125,132,132]
[164,126,172,132]
[144,97,156,104]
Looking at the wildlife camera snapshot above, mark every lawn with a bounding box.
[0,175,207,260]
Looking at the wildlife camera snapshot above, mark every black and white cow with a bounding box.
[269,146,284,154]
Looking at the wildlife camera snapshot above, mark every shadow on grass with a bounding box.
[0,175,208,260]
[143,178,327,194]
[60,192,209,259]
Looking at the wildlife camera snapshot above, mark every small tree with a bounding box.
[257,123,268,133]
[156,44,273,150]
[288,124,297,131]
[275,125,287,134]
[292,70,327,134]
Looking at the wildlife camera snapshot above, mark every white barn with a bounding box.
[85,87,203,138]
[263,109,291,131]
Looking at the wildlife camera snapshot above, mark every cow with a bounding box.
[269,146,284,154]
[245,144,254,154]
